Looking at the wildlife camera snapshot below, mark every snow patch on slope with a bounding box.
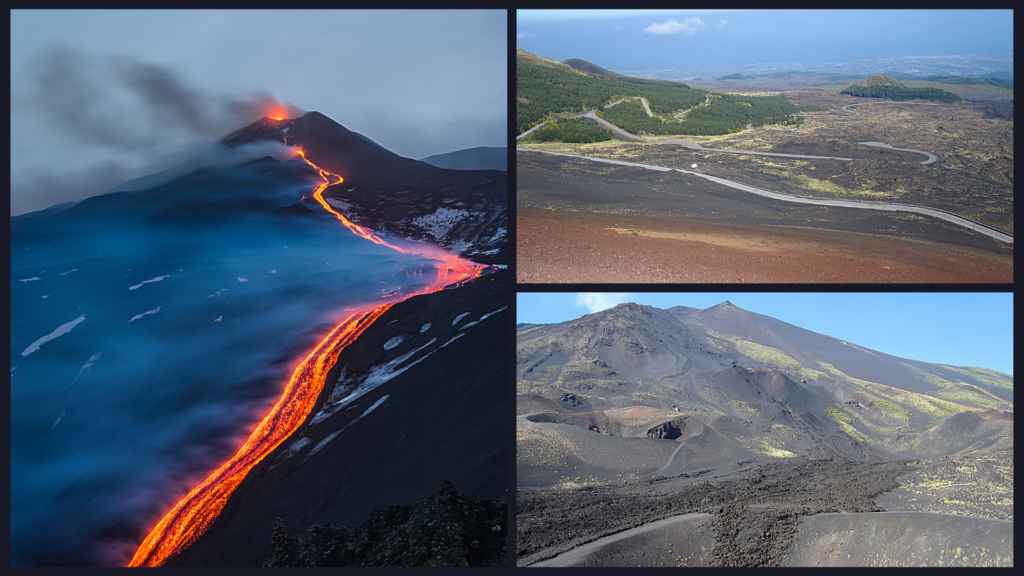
[128,307,161,323]
[312,337,438,425]
[411,207,481,239]
[326,197,354,212]
[73,351,103,384]
[129,275,169,290]
[21,315,87,356]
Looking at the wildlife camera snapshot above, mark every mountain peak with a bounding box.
[219,110,425,183]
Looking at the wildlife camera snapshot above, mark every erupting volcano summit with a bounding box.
[221,112,507,265]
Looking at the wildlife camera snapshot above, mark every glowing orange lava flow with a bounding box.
[128,151,483,567]
[295,149,409,253]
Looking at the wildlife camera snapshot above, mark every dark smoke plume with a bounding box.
[11,47,304,215]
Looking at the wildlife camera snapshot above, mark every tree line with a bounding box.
[516,58,707,134]
[598,94,823,136]
[527,117,612,144]
[840,85,963,103]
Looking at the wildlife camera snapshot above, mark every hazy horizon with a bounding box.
[517,9,1013,77]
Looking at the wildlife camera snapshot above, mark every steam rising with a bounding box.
[11,47,304,215]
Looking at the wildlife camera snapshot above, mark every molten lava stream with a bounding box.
[129,149,482,567]
[129,304,390,567]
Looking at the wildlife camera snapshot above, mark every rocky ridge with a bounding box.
[265,480,506,567]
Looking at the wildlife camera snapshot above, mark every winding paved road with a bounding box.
[516,122,547,140]
[858,141,938,165]
[520,97,950,164]
[518,148,1013,244]
[639,96,653,117]
[673,94,711,119]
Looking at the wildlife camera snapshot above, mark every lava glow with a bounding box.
[128,147,483,567]
[267,105,289,121]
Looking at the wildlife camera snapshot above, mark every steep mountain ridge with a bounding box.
[517,301,1012,567]
[517,301,1012,488]
[222,112,507,265]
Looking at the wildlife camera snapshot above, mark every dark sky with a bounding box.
[10,9,507,215]
[517,9,1012,72]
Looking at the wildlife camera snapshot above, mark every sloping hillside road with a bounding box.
[518,148,1013,244]
[857,141,938,165]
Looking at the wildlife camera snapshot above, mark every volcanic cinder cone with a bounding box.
[220,111,436,185]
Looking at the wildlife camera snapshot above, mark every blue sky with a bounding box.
[517,293,1014,376]
[516,9,1013,72]
[10,10,506,215]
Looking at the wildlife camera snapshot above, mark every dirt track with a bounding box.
[517,458,911,567]
[517,207,1013,283]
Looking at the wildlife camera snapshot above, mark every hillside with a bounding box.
[517,301,1012,488]
[517,301,1013,567]
[841,74,963,102]
[516,48,821,138]
[856,74,908,88]
[419,146,507,171]
[563,58,620,76]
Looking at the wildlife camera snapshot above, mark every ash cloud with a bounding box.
[11,47,304,215]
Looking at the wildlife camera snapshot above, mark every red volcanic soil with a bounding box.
[977,409,1013,422]
[517,207,1012,283]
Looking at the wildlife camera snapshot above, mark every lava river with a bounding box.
[128,148,482,567]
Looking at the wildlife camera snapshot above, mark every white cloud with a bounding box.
[517,30,536,41]
[644,17,707,35]
[574,293,636,314]
[715,19,728,28]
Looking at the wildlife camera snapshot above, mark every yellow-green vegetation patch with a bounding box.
[516,419,582,469]
[867,383,969,419]
[934,384,1006,410]
[736,340,801,370]
[818,361,968,420]
[937,365,1014,393]
[728,400,760,419]
[885,453,1014,521]
[825,404,868,442]
[923,373,954,387]
[771,171,854,197]
[796,366,827,381]
[736,435,796,458]
[817,361,867,386]
[873,396,913,425]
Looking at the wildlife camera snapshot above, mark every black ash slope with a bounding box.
[168,271,508,566]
